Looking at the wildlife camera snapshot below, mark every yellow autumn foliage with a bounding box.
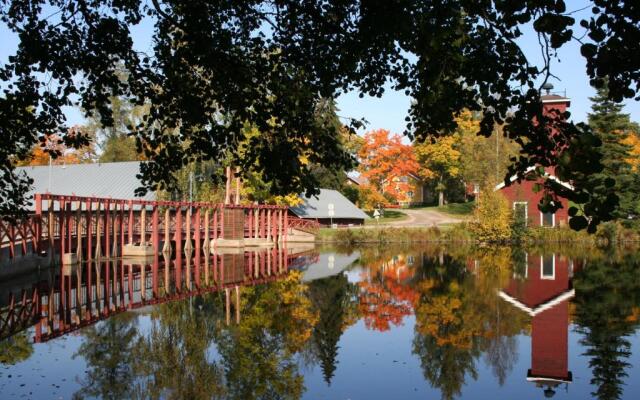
[620,132,640,172]
[469,186,512,243]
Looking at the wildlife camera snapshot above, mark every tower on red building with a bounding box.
[495,85,573,228]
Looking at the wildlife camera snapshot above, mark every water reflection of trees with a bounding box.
[73,271,318,400]
[0,331,33,365]
[353,246,528,400]
[411,249,527,400]
[573,254,640,400]
[39,245,640,400]
[305,273,360,385]
[213,272,317,400]
[132,296,226,399]
[73,313,138,399]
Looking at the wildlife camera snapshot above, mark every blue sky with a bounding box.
[1,4,638,137]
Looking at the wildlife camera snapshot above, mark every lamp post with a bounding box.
[188,171,206,203]
[189,171,194,203]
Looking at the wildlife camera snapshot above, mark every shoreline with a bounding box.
[314,225,640,246]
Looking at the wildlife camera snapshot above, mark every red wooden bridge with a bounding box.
[0,193,320,265]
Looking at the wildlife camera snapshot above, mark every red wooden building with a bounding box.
[495,93,573,227]
[495,167,573,227]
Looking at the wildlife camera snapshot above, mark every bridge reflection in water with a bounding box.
[0,246,319,343]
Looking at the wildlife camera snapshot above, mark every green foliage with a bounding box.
[341,184,360,205]
[456,110,519,189]
[309,164,347,191]
[82,72,149,163]
[595,221,620,247]
[2,1,639,229]
[99,135,140,163]
[469,189,512,243]
[586,85,640,220]
[158,160,225,202]
[510,204,528,243]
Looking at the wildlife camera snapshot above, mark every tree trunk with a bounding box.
[438,191,444,207]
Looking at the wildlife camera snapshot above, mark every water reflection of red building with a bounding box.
[499,253,578,397]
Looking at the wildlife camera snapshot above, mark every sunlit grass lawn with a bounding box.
[413,201,476,216]
[364,209,409,224]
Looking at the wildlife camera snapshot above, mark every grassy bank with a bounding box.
[316,222,640,247]
[316,224,473,245]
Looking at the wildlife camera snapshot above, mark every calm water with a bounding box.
[1,245,640,399]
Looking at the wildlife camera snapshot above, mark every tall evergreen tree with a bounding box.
[82,66,148,163]
[308,98,356,191]
[588,87,640,219]
[87,95,148,163]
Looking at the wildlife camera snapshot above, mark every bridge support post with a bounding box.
[105,200,110,259]
[86,200,92,260]
[35,193,42,255]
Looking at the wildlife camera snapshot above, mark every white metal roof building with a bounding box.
[15,161,155,209]
[289,189,369,225]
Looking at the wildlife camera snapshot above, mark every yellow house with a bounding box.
[389,173,426,207]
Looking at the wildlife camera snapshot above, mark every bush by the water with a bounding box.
[469,188,512,243]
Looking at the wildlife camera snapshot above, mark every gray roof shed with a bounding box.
[290,189,369,220]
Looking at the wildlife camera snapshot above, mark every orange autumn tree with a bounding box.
[16,127,95,166]
[358,129,419,204]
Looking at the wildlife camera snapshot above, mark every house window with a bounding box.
[541,212,555,227]
[541,254,555,279]
[407,256,415,265]
[407,191,414,198]
[513,202,528,226]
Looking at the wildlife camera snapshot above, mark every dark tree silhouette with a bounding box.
[307,273,359,385]
[574,255,640,400]
[1,1,639,228]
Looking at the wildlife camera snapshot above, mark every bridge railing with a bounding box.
[0,216,41,260]
[1,193,292,262]
[287,217,321,235]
